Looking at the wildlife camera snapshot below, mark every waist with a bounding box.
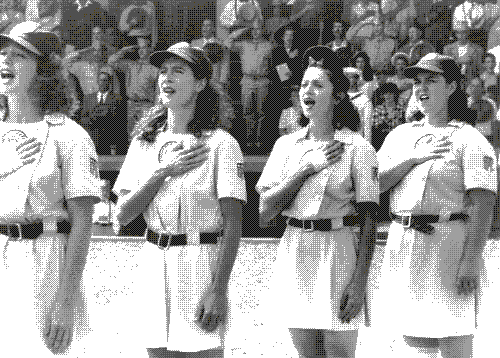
[0,219,71,240]
[390,212,468,235]
[146,229,220,250]
[286,216,360,232]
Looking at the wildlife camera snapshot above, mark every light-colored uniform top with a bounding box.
[378,120,497,218]
[0,114,102,223]
[257,126,379,221]
[115,128,246,242]
[349,90,373,143]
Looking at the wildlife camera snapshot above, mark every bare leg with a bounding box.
[288,328,323,358]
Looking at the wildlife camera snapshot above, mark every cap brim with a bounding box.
[0,34,42,56]
[150,48,194,68]
[404,65,443,79]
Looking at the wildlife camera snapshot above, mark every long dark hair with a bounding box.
[352,52,374,82]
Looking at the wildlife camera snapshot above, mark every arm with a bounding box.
[352,202,378,287]
[59,196,94,306]
[211,197,243,294]
[378,154,419,193]
[259,163,316,227]
[108,46,137,65]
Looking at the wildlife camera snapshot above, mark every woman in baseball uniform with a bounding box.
[375,53,497,358]
[257,46,379,358]
[113,42,246,358]
[0,22,103,356]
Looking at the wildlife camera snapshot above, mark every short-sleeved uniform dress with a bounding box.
[114,127,247,351]
[256,126,379,330]
[0,114,103,356]
[374,120,497,338]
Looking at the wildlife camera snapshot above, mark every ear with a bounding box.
[446,80,457,96]
[195,78,207,93]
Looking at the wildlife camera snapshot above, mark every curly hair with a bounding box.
[27,53,69,115]
[140,83,234,142]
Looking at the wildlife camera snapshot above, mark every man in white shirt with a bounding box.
[220,0,263,30]
[344,67,373,144]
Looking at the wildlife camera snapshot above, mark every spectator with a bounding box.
[481,52,498,90]
[443,24,483,83]
[387,52,413,103]
[344,66,373,143]
[191,19,218,49]
[62,0,107,49]
[64,26,118,96]
[398,26,434,56]
[81,68,127,155]
[108,36,157,139]
[467,77,497,140]
[278,85,302,136]
[326,21,353,67]
[362,21,396,73]
[352,51,377,102]
[225,21,273,148]
[372,82,406,152]
[220,0,263,30]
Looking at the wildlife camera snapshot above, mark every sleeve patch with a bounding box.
[483,155,494,171]
[90,157,100,179]
[372,167,379,182]
[237,162,245,179]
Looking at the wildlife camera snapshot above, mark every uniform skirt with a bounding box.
[373,221,478,338]
[137,240,227,352]
[0,233,89,357]
[268,225,365,331]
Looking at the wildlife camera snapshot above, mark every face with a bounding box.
[300,66,336,119]
[158,58,206,109]
[202,20,214,38]
[413,72,456,115]
[346,73,359,90]
[395,58,407,73]
[455,30,466,41]
[283,30,293,48]
[484,56,495,72]
[98,73,111,92]
[333,22,343,37]
[252,25,262,39]
[373,23,383,37]
[92,28,103,46]
[466,78,482,98]
[382,92,395,104]
[409,27,419,41]
[290,89,300,106]
[0,43,38,96]
[138,37,150,59]
[355,56,365,70]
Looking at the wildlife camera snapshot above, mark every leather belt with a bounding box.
[146,229,219,250]
[390,212,469,235]
[287,216,359,232]
[0,220,72,240]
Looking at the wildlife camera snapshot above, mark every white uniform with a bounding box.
[114,128,247,351]
[374,120,497,338]
[0,114,102,357]
[256,126,379,330]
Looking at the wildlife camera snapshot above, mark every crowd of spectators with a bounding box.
[37,1,500,157]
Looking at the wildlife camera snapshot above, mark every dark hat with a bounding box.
[149,42,212,80]
[404,53,462,82]
[409,41,435,66]
[0,21,62,56]
[378,82,399,96]
[391,52,410,66]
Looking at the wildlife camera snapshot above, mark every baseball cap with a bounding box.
[404,53,462,82]
[0,21,61,57]
[343,67,362,77]
[149,42,212,80]
[391,52,409,66]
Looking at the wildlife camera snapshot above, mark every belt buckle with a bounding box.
[7,223,22,240]
[157,234,172,251]
[303,220,315,232]
[402,214,411,228]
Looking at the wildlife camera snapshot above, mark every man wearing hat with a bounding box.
[81,66,127,155]
[344,66,373,143]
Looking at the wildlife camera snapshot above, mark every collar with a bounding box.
[45,113,66,125]
[294,126,354,144]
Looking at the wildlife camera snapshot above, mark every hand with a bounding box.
[412,135,452,165]
[154,143,210,178]
[302,140,345,172]
[194,288,228,332]
[0,137,42,177]
[338,280,366,324]
[43,300,75,355]
[455,256,481,296]
[289,49,299,58]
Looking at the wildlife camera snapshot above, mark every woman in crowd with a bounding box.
[375,53,497,358]
[386,52,413,104]
[114,42,245,358]
[279,84,302,136]
[480,52,498,90]
[0,21,102,356]
[352,51,377,102]
[372,82,407,152]
[257,46,378,358]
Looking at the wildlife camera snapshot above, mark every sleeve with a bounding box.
[255,137,286,195]
[362,102,373,144]
[352,140,380,203]
[113,137,144,196]
[220,0,237,28]
[215,133,247,203]
[377,124,408,169]
[60,124,103,203]
[462,129,498,193]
